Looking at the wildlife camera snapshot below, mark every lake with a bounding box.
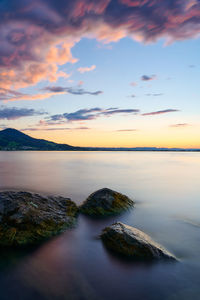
[0,151,200,300]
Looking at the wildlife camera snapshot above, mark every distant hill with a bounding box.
[0,128,79,151]
[0,128,199,152]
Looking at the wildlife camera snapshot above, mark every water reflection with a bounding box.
[0,151,200,299]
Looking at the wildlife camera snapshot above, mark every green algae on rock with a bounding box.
[101,222,176,261]
[80,188,134,216]
[0,191,78,246]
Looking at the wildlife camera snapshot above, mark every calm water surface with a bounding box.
[0,151,200,300]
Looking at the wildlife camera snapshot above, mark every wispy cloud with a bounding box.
[115,129,138,132]
[130,82,137,87]
[102,109,139,116]
[170,123,190,127]
[142,109,179,116]
[48,107,140,123]
[145,93,163,97]
[78,65,96,73]
[0,88,64,102]
[22,126,90,131]
[141,75,157,81]
[0,107,46,120]
[78,81,84,86]
[0,88,24,101]
[43,86,103,96]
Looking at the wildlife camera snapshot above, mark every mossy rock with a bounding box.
[0,191,78,246]
[101,222,176,261]
[80,188,134,216]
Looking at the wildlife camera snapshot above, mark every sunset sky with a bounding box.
[0,0,200,147]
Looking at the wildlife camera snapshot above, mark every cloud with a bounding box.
[48,107,140,123]
[115,129,138,132]
[145,93,163,96]
[142,109,179,116]
[38,119,66,126]
[130,82,137,87]
[78,80,84,86]
[102,109,139,116]
[0,107,46,120]
[43,86,103,96]
[141,75,157,81]
[22,126,90,131]
[0,0,199,90]
[0,87,65,102]
[170,123,190,127]
[0,88,24,101]
[78,65,96,73]
[0,124,8,130]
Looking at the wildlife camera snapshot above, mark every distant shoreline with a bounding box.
[1,148,200,152]
[1,129,199,152]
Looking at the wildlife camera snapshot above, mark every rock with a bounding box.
[0,191,78,246]
[80,188,134,216]
[101,222,176,260]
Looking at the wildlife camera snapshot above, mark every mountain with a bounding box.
[0,128,80,151]
[0,128,200,152]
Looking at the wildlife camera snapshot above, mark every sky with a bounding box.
[0,0,200,148]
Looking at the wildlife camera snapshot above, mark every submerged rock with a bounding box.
[80,188,134,216]
[101,222,176,260]
[0,191,78,246]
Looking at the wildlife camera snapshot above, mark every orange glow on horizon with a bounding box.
[23,127,200,149]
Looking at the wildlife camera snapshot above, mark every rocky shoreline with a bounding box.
[0,188,177,261]
[0,191,78,246]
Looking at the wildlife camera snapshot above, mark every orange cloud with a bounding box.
[78,65,96,73]
[4,91,65,102]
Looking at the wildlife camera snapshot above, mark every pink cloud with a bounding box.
[0,88,65,103]
[71,0,110,18]
[78,65,96,73]
[0,0,199,95]
[130,82,137,86]
[78,80,84,85]
[142,109,179,116]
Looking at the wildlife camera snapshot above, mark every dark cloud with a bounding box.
[43,86,103,96]
[0,0,199,89]
[141,75,156,81]
[0,107,46,120]
[48,107,140,122]
[102,109,139,115]
[142,109,179,116]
